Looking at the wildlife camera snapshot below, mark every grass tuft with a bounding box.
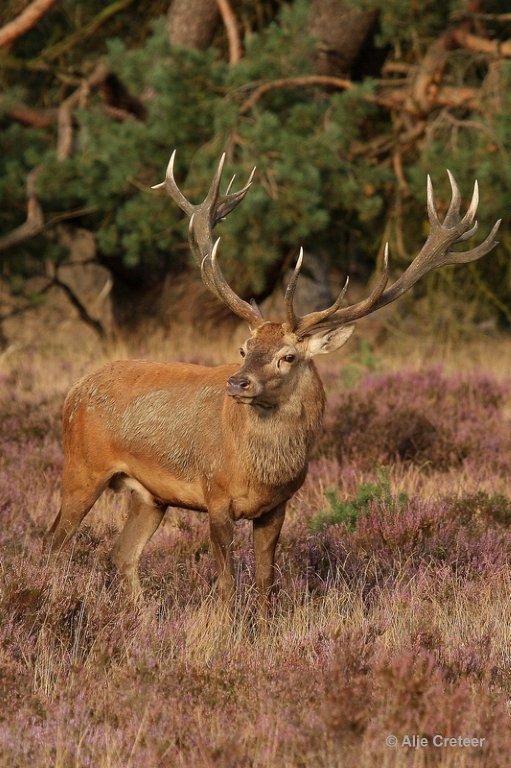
[1,335,511,766]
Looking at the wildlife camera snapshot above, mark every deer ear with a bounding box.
[303,324,355,358]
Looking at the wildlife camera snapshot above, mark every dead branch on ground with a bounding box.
[0,169,43,251]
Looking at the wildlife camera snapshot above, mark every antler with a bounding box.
[286,244,389,335]
[286,171,501,336]
[152,150,262,327]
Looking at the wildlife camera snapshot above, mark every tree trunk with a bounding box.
[167,0,220,49]
[309,0,379,76]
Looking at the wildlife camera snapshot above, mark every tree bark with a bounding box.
[309,0,379,76]
[216,0,241,65]
[0,0,56,49]
[167,0,220,49]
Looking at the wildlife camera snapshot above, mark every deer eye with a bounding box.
[240,348,246,358]
[283,354,296,364]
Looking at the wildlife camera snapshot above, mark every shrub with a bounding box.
[322,367,511,474]
[309,471,407,532]
[286,488,511,595]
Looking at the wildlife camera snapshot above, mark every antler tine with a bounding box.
[285,242,390,335]
[204,152,226,210]
[188,213,199,258]
[153,149,262,326]
[461,179,479,226]
[189,215,224,300]
[294,275,350,335]
[206,238,264,327]
[444,170,461,227]
[225,174,236,196]
[215,166,257,223]
[426,175,440,226]
[446,218,501,264]
[284,247,304,330]
[457,220,478,242]
[292,243,389,334]
[327,242,390,326]
[151,149,193,215]
[319,175,499,324]
[250,297,263,319]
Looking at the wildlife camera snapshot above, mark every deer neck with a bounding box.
[227,362,326,486]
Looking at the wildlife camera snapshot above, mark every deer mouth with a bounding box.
[229,393,278,412]
[230,393,256,404]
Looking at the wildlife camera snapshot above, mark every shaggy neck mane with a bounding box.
[233,363,326,486]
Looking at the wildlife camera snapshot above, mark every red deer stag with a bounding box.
[50,152,500,618]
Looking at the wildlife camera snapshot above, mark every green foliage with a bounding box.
[309,471,408,532]
[347,0,460,47]
[447,491,511,527]
[341,338,381,387]
[1,0,510,322]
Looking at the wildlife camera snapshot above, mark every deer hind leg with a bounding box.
[111,493,165,600]
[49,468,106,551]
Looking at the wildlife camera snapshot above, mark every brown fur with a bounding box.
[51,321,335,616]
[51,155,497,618]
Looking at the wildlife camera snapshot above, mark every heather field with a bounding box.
[1,331,511,768]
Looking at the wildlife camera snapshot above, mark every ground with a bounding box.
[1,325,511,767]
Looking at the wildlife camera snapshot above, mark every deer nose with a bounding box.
[227,374,257,397]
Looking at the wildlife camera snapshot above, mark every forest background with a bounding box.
[1,0,510,343]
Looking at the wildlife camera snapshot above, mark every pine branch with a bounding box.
[216,0,242,65]
[4,102,57,128]
[40,0,136,62]
[0,0,56,49]
[239,75,357,113]
[56,62,109,159]
[452,28,511,58]
[239,75,481,116]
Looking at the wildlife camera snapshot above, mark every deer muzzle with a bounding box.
[226,373,262,401]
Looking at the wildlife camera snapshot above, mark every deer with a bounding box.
[49,150,500,620]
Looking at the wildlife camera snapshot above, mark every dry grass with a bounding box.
[1,326,511,767]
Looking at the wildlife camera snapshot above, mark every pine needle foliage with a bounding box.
[1,0,510,322]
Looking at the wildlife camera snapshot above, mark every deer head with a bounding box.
[152,152,500,407]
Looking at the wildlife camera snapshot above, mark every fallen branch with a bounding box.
[6,93,139,129]
[433,85,481,111]
[101,104,135,122]
[0,0,56,49]
[0,169,43,251]
[1,269,107,339]
[0,52,51,71]
[239,75,356,113]
[239,74,481,117]
[457,11,511,23]
[51,273,107,338]
[216,0,242,65]
[382,61,411,75]
[1,65,107,250]
[412,35,451,112]
[5,102,57,128]
[452,28,511,58]
[57,62,108,159]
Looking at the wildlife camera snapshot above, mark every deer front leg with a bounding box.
[253,503,286,624]
[208,504,235,603]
